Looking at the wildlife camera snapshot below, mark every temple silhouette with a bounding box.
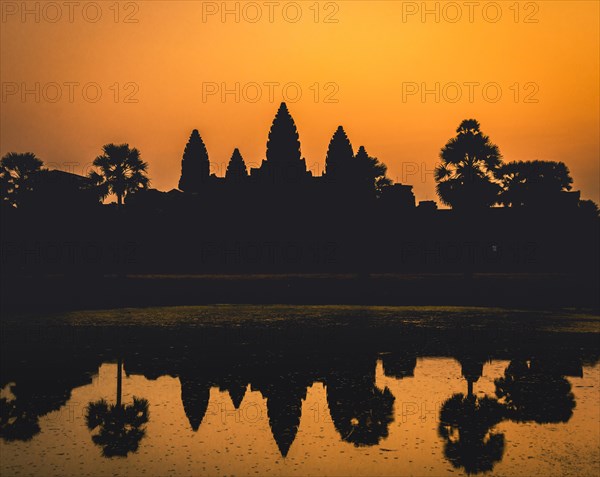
[131,102,418,214]
[0,102,598,310]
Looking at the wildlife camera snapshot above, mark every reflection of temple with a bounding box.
[1,321,597,468]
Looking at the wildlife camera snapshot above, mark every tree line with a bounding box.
[0,102,597,215]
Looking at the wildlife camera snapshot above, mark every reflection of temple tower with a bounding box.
[219,377,247,410]
[263,385,306,457]
[253,365,310,458]
[179,374,211,431]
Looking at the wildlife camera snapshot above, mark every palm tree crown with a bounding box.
[0,152,43,208]
[88,144,149,206]
[435,119,502,210]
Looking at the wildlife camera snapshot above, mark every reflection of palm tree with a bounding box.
[457,355,485,398]
[438,393,505,475]
[85,358,149,457]
[328,384,395,446]
[327,360,395,447]
[0,152,43,208]
[495,359,575,423]
[0,392,40,441]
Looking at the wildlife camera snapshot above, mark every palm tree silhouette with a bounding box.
[88,143,149,207]
[85,358,149,457]
[435,119,502,211]
[0,152,43,208]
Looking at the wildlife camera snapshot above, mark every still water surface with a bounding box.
[1,306,599,476]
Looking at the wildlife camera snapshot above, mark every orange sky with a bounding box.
[1,1,599,203]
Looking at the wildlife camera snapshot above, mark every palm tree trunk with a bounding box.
[116,357,123,407]
[117,193,123,207]
[467,379,473,398]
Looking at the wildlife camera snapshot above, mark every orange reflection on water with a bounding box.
[1,358,598,477]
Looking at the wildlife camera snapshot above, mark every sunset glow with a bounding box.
[2,1,598,202]
[1,4,599,477]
